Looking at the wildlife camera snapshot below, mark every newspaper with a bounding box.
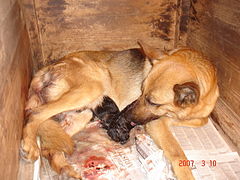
[39,124,176,180]
[28,119,240,180]
[171,120,240,180]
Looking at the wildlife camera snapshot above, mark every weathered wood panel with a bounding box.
[187,0,240,151]
[211,99,240,152]
[21,0,181,65]
[0,2,24,83]
[174,0,191,46]
[19,0,43,71]
[0,0,32,179]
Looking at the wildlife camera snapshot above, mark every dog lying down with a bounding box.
[21,42,219,180]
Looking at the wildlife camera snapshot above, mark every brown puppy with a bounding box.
[21,42,219,179]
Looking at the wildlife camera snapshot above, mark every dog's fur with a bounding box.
[21,41,219,180]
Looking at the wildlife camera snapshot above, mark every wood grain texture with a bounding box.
[174,0,191,47]
[0,0,32,179]
[211,99,240,152]
[0,2,24,83]
[21,0,181,64]
[20,0,43,71]
[187,0,240,151]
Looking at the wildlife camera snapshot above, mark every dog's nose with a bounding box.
[119,139,128,145]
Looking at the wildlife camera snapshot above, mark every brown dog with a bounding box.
[21,41,219,179]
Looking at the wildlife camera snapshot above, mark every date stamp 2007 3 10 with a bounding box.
[179,160,217,167]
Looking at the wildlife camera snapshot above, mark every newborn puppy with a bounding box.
[92,96,120,129]
[106,100,160,144]
[93,97,139,144]
[106,100,140,144]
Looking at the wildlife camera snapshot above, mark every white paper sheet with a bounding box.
[37,119,240,180]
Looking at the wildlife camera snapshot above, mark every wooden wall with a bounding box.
[20,0,190,66]
[187,0,240,152]
[0,0,238,178]
[0,0,32,179]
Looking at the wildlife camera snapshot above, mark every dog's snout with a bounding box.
[119,139,128,145]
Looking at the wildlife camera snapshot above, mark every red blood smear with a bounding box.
[83,156,115,180]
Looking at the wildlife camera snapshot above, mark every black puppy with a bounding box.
[106,100,140,144]
[92,97,139,144]
[92,96,119,128]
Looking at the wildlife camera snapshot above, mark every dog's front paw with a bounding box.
[20,137,40,162]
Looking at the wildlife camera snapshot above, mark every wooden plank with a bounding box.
[211,119,239,153]
[212,99,240,152]
[0,0,16,23]
[188,31,240,114]
[0,1,24,82]
[0,27,32,180]
[187,0,240,151]
[20,0,43,70]
[24,0,179,64]
[174,0,191,47]
[0,1,33,177]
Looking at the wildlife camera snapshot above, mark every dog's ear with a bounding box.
[173,82,200,108]
[137,40,165,64]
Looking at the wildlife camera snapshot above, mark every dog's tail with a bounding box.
[38,119,74,155]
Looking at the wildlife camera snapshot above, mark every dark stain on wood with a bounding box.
[44,0,68,19]
[152,14,172,34]
[23,3,33,9]
[189,0,199,22]
[210,112,220,126]
[179,0,190,33]
[151,32,171,41]
[80,1,97,8]
[47,0,68,7]
[21,0,179,63]
[149,3,176,41]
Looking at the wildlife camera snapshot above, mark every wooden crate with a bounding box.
[20,0,191,66]
[0,0,239,179]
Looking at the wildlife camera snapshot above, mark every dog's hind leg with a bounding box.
[42,150,81,179]
[38,110,93,179]
[146,117,195,180]
[38,119,74,155]
[22,82,104,160]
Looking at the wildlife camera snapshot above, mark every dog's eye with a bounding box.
[145,97,162,107]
